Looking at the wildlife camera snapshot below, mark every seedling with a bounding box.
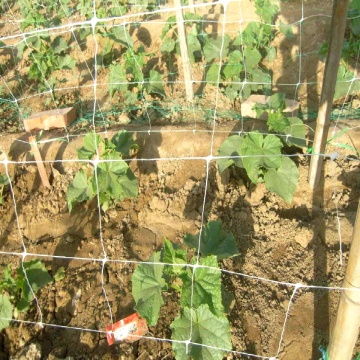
[67,130,138,212]
[131,220,238,360]
[0,260,54,331]
[217,93,307,203]
[0,173,9,205]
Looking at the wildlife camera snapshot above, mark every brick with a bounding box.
[23,107,76,131]
[241,94,299,119]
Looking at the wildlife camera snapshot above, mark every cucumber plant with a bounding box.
[132,220,238,360]
[217,93,307,203]
[0,260,54,331]
[16,34,76,92]
[108,25,165,104]
[67,130,138,212]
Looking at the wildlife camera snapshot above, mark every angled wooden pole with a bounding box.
[308,0,349,190]
[174,0,194,102]
[328,199,360,359]
[29,136,50,188]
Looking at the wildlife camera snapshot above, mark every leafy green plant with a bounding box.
[107,25,165,102]
[67,130,138,212]
[131,220,238,360]
[16,34,76,92]
[217,93,306,203]
[0,260,53,331]
[0,173,9,205]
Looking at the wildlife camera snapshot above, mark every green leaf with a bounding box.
[186,34,202,64]
[162,239,187,276]
[244,47,261,69]
[132,252,165,326]
[283,117,307,147]
[241,132,282,183]
[222,50,243,80]
[267,93,285,111]
[17,260,52,304]
[217,135,244,173]
[111,130,138,155]
[109,63,127,97]
[264,156,299,203]
[111,26,133,47]
[171,304,232,360]
[161,37,176,53]
[203,35,230,62]
[236,22,260,47]
[67,169,95,212]
[146,70,165,96]
[0,295,13,331]
[255,0,278,23]
[57,55,76,70]
[267,111,290,132]
[53,267,66,282]
[184,220,238,260]
[205,64,221,83]
[265,46,277,62]
[52,36,68,54]
[180,256,224,316]
[96,152,138,203]
[78,133,102,160]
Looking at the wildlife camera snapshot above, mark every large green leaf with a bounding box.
[264,156,299,203]
[111,130,138,155]
[205,64,221,83]
[162,239,187,276]
[171,304,232,360]
[146,70,165,96]
[17,260,52,308]
[184,220,238,260]
[235,22,259,47]
[241,132,282,183]
[203,35,230,62]
[217,135,244,173]
[52,36,68,54]
[161,37,176,53]
[244,47,261,70]
[222,50,243,80]
[186,33,202,64]
[0,295,12,331]
[180,256,223,316]
[57,55,76,70]
[77,132,102,160]
[283,117,307,148]
[67,169,95,212]
[109,63,127,96]
[96,152,138,202]
[111,26,133,47]
[132,252,165,326]
[267,93,285,111]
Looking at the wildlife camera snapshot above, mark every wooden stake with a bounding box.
[174,0,194,102]
[29,136,50,188]
[328,199,360,359]
[308,0,349,190]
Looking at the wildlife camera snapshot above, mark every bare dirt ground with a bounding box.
[0,119,359,359]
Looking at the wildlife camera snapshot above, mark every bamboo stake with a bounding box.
[328,200,360,359]
[308,0,349,190]
[29,136,50,188]
[174,0,194,102]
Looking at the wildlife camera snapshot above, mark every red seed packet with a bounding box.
[106,313,148,345]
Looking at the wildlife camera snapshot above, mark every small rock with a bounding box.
[10,343,41,360]
[253,223,260,233]
[295,229,313,248]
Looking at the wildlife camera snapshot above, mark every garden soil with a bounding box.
[0,120,359,360]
